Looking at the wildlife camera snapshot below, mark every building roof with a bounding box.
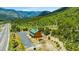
[30,29,38,34]
[30,29,38,37]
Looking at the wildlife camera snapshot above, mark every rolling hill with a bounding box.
[0,8,50,20]
[11,7,79,51]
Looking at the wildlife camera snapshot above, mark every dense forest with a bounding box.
[11,7,79,51]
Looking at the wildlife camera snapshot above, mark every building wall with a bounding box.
[34,32,42,38]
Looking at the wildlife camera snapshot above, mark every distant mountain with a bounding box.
[0,8,50,20]
[28,7,79,51]
[12,7,79,51]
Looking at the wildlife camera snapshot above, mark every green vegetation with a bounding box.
[8,33,25,51]
[11,7,79,51]
[0,21,6,31]
[43,27,50,35]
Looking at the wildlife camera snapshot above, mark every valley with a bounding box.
[0,7,79,51]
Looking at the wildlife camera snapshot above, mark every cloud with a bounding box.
[4,7,60,11]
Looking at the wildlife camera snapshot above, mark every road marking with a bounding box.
[0,24,10,51]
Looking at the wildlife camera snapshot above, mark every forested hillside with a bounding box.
[11,7,79,51]
[0,8,50,20]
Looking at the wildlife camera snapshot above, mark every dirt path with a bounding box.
[25,31,66,51]
[48,36,66,51]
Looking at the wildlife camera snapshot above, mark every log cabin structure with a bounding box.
[29,29,42,38]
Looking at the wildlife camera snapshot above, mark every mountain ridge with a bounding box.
[11,7,79,51]
[0,8,50,20]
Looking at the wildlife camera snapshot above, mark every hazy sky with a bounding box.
[4,7,60,11]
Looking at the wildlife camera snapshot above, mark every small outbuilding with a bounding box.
[29,29,42,38]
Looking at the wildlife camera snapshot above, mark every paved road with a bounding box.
[0,24,10,51]
[18,31,33,48]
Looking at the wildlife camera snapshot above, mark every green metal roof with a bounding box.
[30,33,34,36]
[30,29,38,34]
[30,29,38,36]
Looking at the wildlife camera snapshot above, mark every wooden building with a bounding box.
[29,29,42,38]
